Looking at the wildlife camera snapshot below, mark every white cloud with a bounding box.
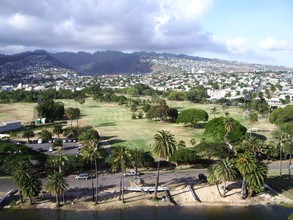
[0,0,221,54]
[257,36,293,51]
[226,37,247,53]
[258,36,284,50]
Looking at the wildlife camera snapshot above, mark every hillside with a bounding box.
[0,50,292,79]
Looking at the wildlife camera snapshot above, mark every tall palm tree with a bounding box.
[224,116,235,159]
[272,129,286,176]
[207,166,222,196]
[22,127,35,142]
[12,162,30,203]
[52,124,63,138]
[240,135,263,156]
[152,130,177,199]
[52,139,67,173]
[208,158,237,197]
[210,107,220,119]
[22,174,42,205]
[279,122,293,175]
[248,111,258,138]
[46,171,68,207]
[81,139,101,204]
[235,153,258,198]
[111,146,131,203]
[245,161,268,198]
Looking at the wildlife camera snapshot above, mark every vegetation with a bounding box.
[36,99,65,121]
[46,171,68,207]
[204,116,247,143]
[152,130,177,199]
[176,108,208,127]
[110,146,131,203]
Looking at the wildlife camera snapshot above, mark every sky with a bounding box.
[0,0,292,67]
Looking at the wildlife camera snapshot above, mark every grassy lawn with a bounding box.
[0,98,277,151]
[0,102,37,123]
[70,100,203,151]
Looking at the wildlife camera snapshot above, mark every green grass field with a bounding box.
[61,99,276,151]
[0,99,277,151]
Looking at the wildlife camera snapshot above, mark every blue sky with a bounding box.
[0,0,292,67]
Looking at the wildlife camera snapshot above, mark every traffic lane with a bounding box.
[0,177,16,192]
[26,142,79,155]
[0,169,206,194]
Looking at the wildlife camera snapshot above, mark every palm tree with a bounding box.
[248,111,258,138]
[65,108,79,127]
[207,166,222,197]
[78,97,85,108]
[111,146,131,203]
[46,171,68,207]
[224,116,235,159]
[235,153,258,198]
[208,158,237,197]
[22,174,42,205]
[39,129,52,142]
[81,139,101,204]
[272,129,286,176]
[22,127,35,142]
[240,135,263,156]
[210,107,220,119]
[152,130,177,199]
[279,122,293,175]
[12,162,30,203]
[52,124,63,138]
[245,161,268,198]
[52,139,67,173]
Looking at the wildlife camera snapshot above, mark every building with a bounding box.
[0,121,22,133]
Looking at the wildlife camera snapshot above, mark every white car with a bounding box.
[124,171,140,176]
[48,146,53,152]
[75,173,90,180]
[37,139,43,144]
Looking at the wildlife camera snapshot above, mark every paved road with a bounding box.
[0,169,206,193]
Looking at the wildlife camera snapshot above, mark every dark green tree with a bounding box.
[204,117,247,143]
[177,108,208,127]
[152,130,177,199]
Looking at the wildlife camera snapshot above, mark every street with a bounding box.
[0,169,206,193]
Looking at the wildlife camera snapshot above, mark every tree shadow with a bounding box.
[251,133,267,141]
[96,122,117,127]
[108,139,127,145]
[87,105,100,108]
[101,135,117,140]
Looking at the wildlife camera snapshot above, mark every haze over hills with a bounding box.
[0,50,292,78]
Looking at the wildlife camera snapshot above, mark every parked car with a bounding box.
[37,139,43,144]
[75,173,90,180]
[48,146,53,152]
[124,171,140,176]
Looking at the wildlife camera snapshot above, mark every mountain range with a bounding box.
[0,50,291,76]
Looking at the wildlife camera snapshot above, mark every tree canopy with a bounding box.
[269,105,293,125]
[36,99,64,121]
[204,116,247,143]
[176,108,208,127]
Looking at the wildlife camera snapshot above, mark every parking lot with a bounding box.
[25,141,80,155]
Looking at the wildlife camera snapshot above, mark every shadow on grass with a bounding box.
[101,135,117,140]
[96,122,117,127]
[251,133,267,141]
[108,139,127,145]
